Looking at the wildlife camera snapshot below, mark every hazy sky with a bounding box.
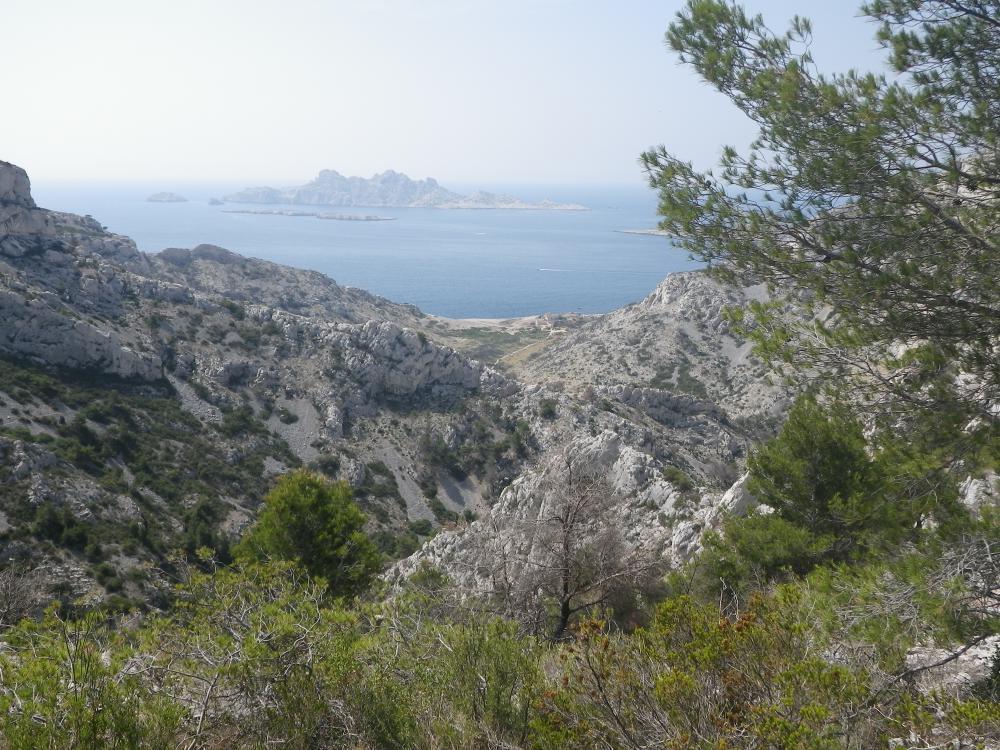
[4,1,889,185]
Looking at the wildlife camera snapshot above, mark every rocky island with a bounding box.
[147,191,187,203]
[224,169,588,210]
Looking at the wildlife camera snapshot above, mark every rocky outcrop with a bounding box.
[0,161,59,258]
[145,243,424,324]
[0,288,161,379]
[0,162,162,380]
[906,635,1000,697]
[513,271,786,425]
[0,161,35,209]
[344,320,481,398]
[389,430,758,590]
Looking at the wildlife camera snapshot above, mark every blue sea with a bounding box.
[31,181,700,319]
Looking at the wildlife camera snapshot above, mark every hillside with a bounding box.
[0,159,779,603]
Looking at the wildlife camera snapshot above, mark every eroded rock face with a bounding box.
[0,161,35,208]
[513,271,787,424]
[0,162,162,380]
[0,161,58,258]
[2,437,58,481]
[388,431,757,590]
[0,290,161,379]
[961,471,999,514]
[345,320,481,399]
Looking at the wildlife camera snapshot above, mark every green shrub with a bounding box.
[417,472,438,498]
[534,592,880,748]
[310,454,341,477]
[0,612,184,746]
[683,513,825,604]
[355,462,404,509]
[182,498,231,562]
[428,498,458,524]
[33,503,90,551]
[539,398,558,420]
[409,519,433,536]
[662,465,695,493]
[373,530,420,559]
[236,470,380,598]
[218,405,267,437]
[220,299,246,320]
[747,394,920,561]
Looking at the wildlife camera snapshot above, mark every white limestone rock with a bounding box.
[906,635,1000,697]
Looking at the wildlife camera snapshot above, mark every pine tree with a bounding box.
[236,470,380,598]
[643,1,1000,442]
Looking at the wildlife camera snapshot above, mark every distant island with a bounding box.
[208,198,224,206]
[223,169,589,211]
[147,192,187,203]
[617,228,670,237]
[223,208,395,222]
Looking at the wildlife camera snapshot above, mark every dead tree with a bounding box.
[486,455,663,640]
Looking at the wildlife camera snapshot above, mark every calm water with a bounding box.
[31,181,699,318]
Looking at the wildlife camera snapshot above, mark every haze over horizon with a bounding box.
[6,0,888,186]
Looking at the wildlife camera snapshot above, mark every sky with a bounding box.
[3,1,890,186]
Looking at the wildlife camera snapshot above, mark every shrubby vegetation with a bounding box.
[2,404,998,745]
[0,356,299,604]
[681,394,972,608]
[5,415,996,746]
[0,507,996,747]
[419,416,533,484]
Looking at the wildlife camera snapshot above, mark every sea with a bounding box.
[30,181,701,319]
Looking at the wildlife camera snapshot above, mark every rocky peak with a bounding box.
[0,161,36,209]
[1,162,58,256]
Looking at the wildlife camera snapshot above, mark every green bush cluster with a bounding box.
[3,416,999,747]
[680,395,971,607]
[419,418,533,484]
[0,356,299,575]
[356,460,405,509]
[538,398,558,420]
